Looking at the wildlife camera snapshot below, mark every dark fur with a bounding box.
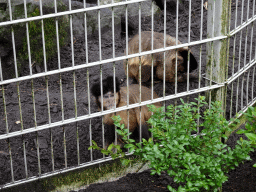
[91,76,162,148]
[91,76,120,109]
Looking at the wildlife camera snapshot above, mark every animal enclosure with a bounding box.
[0,0,255,190]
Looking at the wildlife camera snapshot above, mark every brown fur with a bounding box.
[103,85,162,133]
[91,77,162,148]
[123,31,197,83]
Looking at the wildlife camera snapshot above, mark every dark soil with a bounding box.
[0,0,256,191]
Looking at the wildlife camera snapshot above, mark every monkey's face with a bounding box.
[98,91,119,110]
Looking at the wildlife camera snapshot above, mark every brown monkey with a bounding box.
[91,76,162,148]
[123,31,198,83]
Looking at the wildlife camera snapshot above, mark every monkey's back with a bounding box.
[123,31,189,83]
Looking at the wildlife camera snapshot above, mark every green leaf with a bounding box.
[245,133,256,141]
[121,159,131,166]
[101,149,110,155]
[177,186,186,192]
[187,181,192,188]
[236,129,248,134]
[125,144,135,148]
[167,185,177,192]
[107,143,114,151]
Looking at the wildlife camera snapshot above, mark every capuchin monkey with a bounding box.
[123,31,198,84]
[91,76,162,148]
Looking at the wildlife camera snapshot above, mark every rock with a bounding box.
[52,105,58,113]
[0,0,68,79]
[0,0,159,79]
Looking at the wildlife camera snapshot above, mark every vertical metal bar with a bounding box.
[76,121,80,165]
[69,0,77,166]
[163,0,166,101]
[35,0,43,173]
[249,0,255,65]
[241,73,245,109]
[244,0,250,106]
[84,0,92,161]
[225,0,232,119]
[206,0,229,109]
[234,0,240,114]
[0,57,14,181]
[151,1,154,100]
[125,1,130,142]
[150,0,154,139]
[242,3,249,70]
[37,0,49,174]
[224,0,232,119]
[246,70,250,105]
[138,2,142,103]
[235,77,240,114]
[238,0,244,70]
[50,125,55,171]
[97,0,105,156]
[175,0,179,95]
[138,2,142,143]
[36,132,41,176]
[230,0,238,118]
[63,126,67,168]
[187,0,191,92]
[39,0,47,73]
[22,0,30,178]
[198,0,203,90]
[252,66,255,100]
[197,0,204,132]
[111,0,117,146]
[7,0,18,78]
[54,1,64,123]
[237,0,245,113]
[8,139,14,182]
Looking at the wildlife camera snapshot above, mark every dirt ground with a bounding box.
[0,0,256,191]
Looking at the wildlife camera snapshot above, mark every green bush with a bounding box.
[89,96,254,192]
[237,105,256,167]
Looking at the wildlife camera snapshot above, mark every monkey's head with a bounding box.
[91,76,121,110]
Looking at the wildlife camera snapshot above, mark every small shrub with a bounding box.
[237,105,256,167]
[89,96,254,192]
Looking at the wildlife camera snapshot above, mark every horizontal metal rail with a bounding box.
[0,152,133,190]
[0,83,224,140]
[0,36,226,86]
[229,14,256,37]
[0,0,149,27]
[228,98,256,125]
[227,59,256,84]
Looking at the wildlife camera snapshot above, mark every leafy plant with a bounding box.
[89,96,254,192]
[237,106,256,167]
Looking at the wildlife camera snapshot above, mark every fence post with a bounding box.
[206,0,230,110]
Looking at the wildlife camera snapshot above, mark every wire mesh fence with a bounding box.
[0,0,255,189]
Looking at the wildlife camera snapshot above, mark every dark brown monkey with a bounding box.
[91,76,162,148]
[123,31,198,84]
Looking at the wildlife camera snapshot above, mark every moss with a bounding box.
[2,156,142,192]
[17,4,68,73]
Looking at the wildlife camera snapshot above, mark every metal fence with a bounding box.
[0,0,255,189]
